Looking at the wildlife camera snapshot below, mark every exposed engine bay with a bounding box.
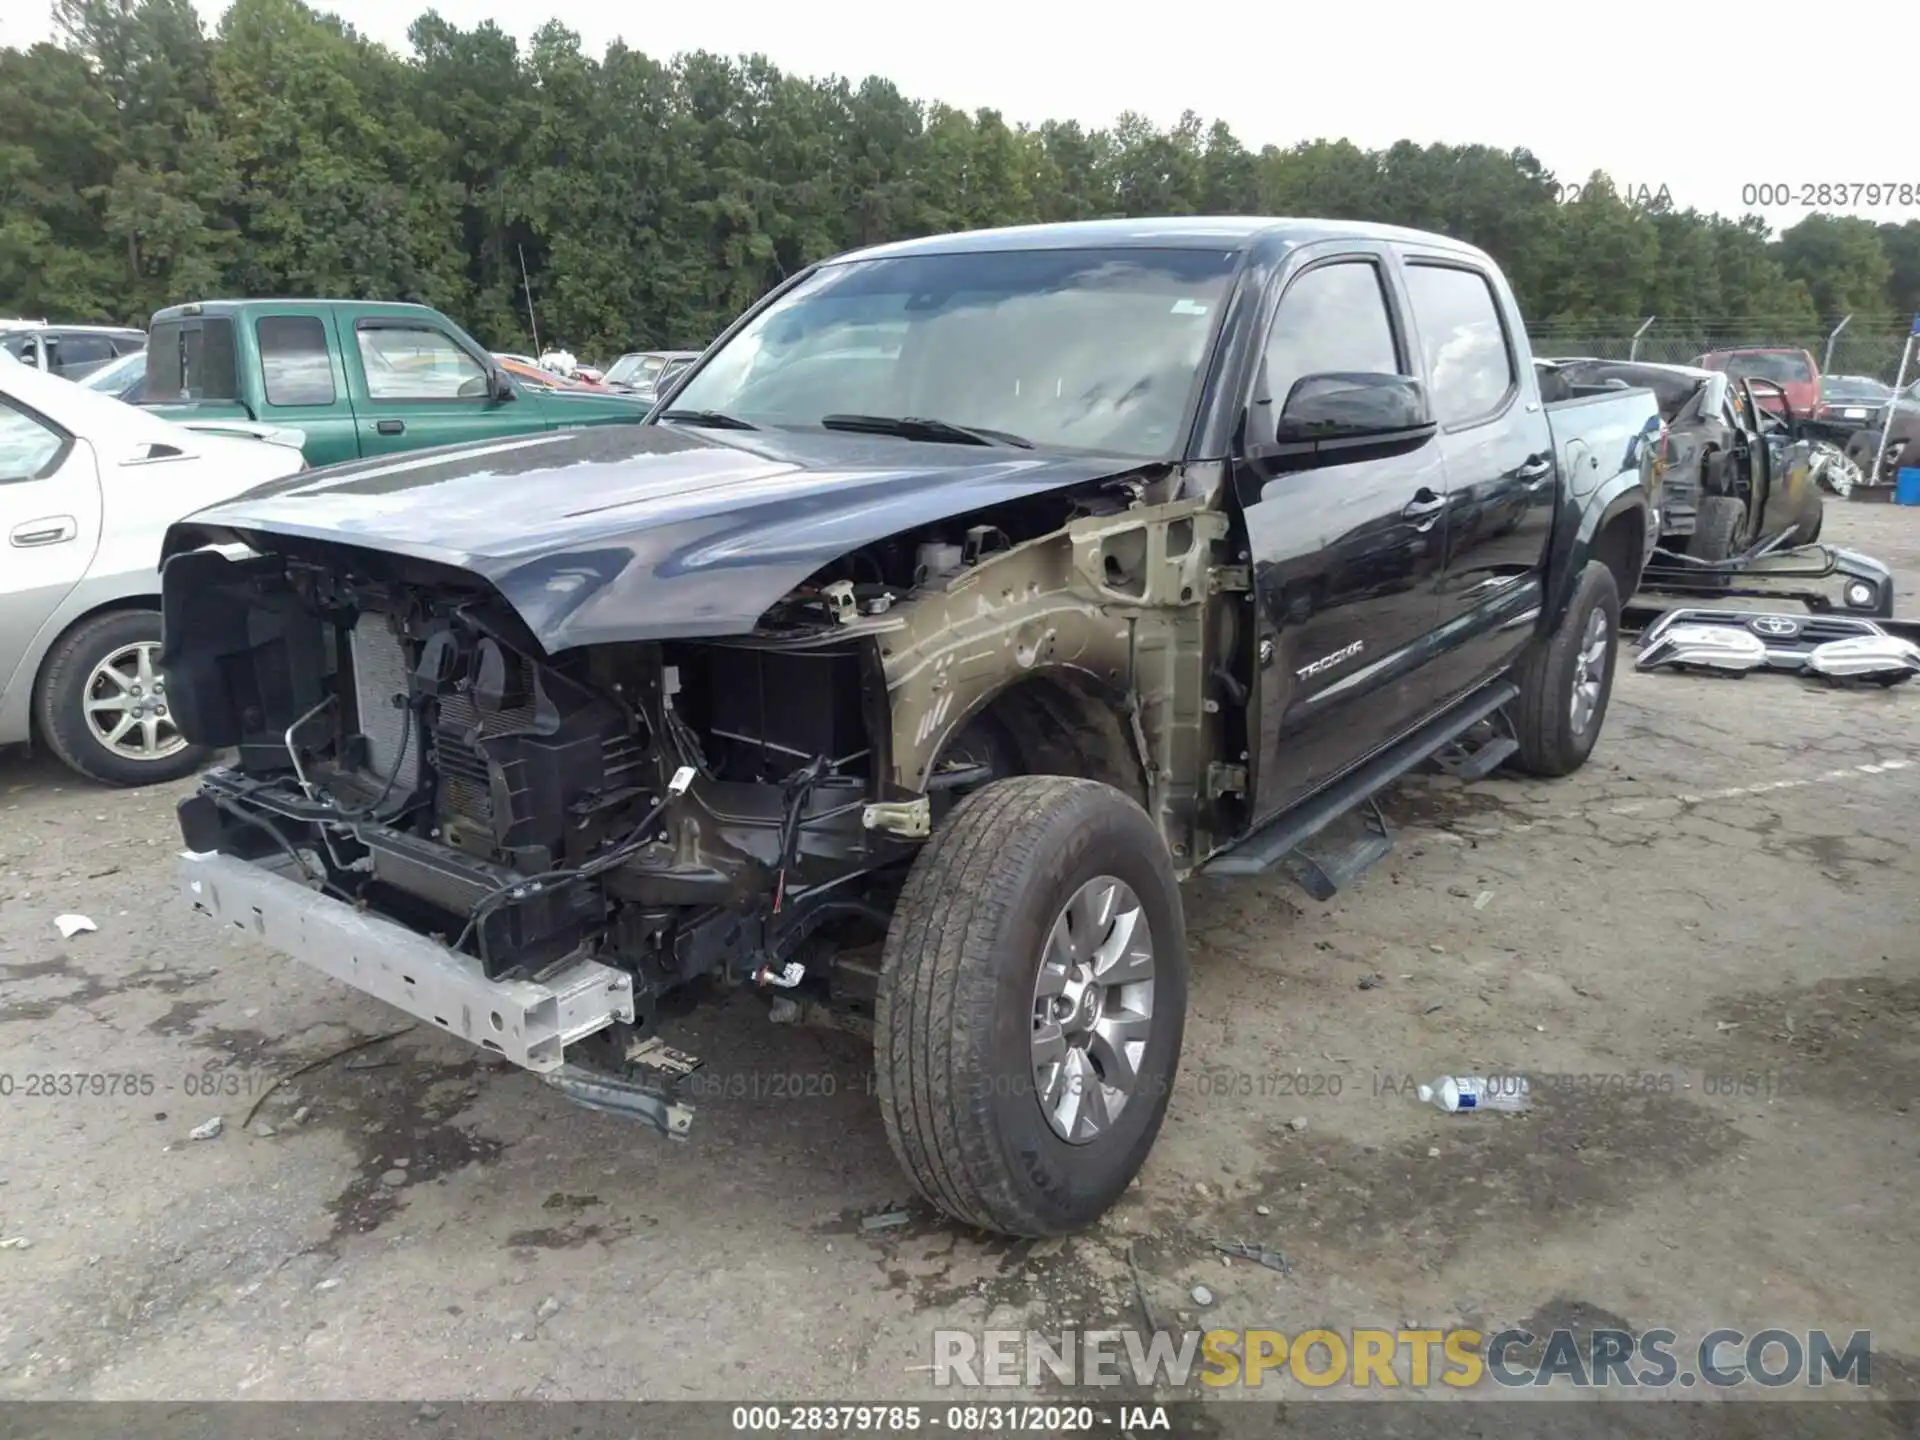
[162,469,1242,1109]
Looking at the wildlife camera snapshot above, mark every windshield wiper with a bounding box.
[660,408,758,430]
[819,414,1034,449]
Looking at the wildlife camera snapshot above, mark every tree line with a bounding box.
[5,0,1919,363]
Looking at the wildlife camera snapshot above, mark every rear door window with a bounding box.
[1403,264,1517,426]
[50,335,113,376]
[257,316,337,407]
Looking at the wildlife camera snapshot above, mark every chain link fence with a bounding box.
[1526,321,1917,384]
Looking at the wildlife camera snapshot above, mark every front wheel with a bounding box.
[875,775,1187,1237]
[33,610,210,787]
[1507,561,1621,778]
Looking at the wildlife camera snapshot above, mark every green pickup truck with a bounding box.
[141,299,651,467]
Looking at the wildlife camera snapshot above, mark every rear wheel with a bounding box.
[875,775,1187,1237]
[1508,561,1620,778]
[33,610,209,787]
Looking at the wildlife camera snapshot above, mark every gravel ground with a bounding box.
[0,499,1916,1410]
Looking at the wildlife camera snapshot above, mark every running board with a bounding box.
[1205,681,1520,884]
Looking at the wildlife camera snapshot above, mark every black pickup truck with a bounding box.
[160,218,1661,1238]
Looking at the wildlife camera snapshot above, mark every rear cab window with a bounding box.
[147,317,240,402]
[1402,263,1517,426]
[256,316,338,407]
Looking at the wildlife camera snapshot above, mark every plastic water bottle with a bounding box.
[1416,1075,1530,1113]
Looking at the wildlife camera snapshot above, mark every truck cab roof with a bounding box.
[833,216,1495,264]
[150,299,447,323]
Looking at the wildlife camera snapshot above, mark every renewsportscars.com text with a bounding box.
[932,1327,1874,1390]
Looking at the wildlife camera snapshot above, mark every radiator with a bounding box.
[432,691,533,824]
[348,613,419,789]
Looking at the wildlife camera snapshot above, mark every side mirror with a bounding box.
[1270,372,1435,463]
[488,366,516,403]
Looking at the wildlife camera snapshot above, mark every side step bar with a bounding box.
[1204,680,1519,886]
[1432,733,1520,781]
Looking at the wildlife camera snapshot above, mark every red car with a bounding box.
[1689,347,1820,419]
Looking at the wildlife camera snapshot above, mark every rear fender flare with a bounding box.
[1551,476,1650,626]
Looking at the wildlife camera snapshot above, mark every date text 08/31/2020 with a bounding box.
[0,1070,276,1100]
[730,1405,1167,1432]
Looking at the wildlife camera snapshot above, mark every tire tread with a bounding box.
[877,775,1175,1236]
[32,610,204,787]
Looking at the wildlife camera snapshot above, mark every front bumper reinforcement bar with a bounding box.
[177,849,636,1073]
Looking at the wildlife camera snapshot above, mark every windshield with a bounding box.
[667,246,1241,457]
[1719,351,1813,384]
[1821,377,1890,404]
[80,348,146,396]
[605,353,666,386]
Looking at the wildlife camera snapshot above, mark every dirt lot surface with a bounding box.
[1,501,1916,1417]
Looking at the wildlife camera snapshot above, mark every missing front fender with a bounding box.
[878,498,1237,870]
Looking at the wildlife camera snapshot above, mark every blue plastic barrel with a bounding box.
[1898,468,1920,506]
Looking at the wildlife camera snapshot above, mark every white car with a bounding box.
[0,362,307,785]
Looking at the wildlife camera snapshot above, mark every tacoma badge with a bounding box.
[1296,639,1365,680]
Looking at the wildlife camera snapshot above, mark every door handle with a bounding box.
[376,420,406,436]
[1401,489,1445,531]
[1516,453,1554,487]
[10,516,77,547]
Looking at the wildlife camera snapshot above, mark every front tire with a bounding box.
[875,775,1187,1237]
[33,610,209,787]
[1508,561,1620,778]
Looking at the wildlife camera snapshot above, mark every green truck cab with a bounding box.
[140,299,651,467]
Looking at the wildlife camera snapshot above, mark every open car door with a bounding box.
[1741,377,1821,544]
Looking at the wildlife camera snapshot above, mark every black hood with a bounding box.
[163,423,1140,650]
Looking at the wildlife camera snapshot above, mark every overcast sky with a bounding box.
[12,0,1920,240]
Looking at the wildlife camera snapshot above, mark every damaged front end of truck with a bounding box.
[159,431,1247,1137]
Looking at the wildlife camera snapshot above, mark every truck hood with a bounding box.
[162,423,1145,649]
